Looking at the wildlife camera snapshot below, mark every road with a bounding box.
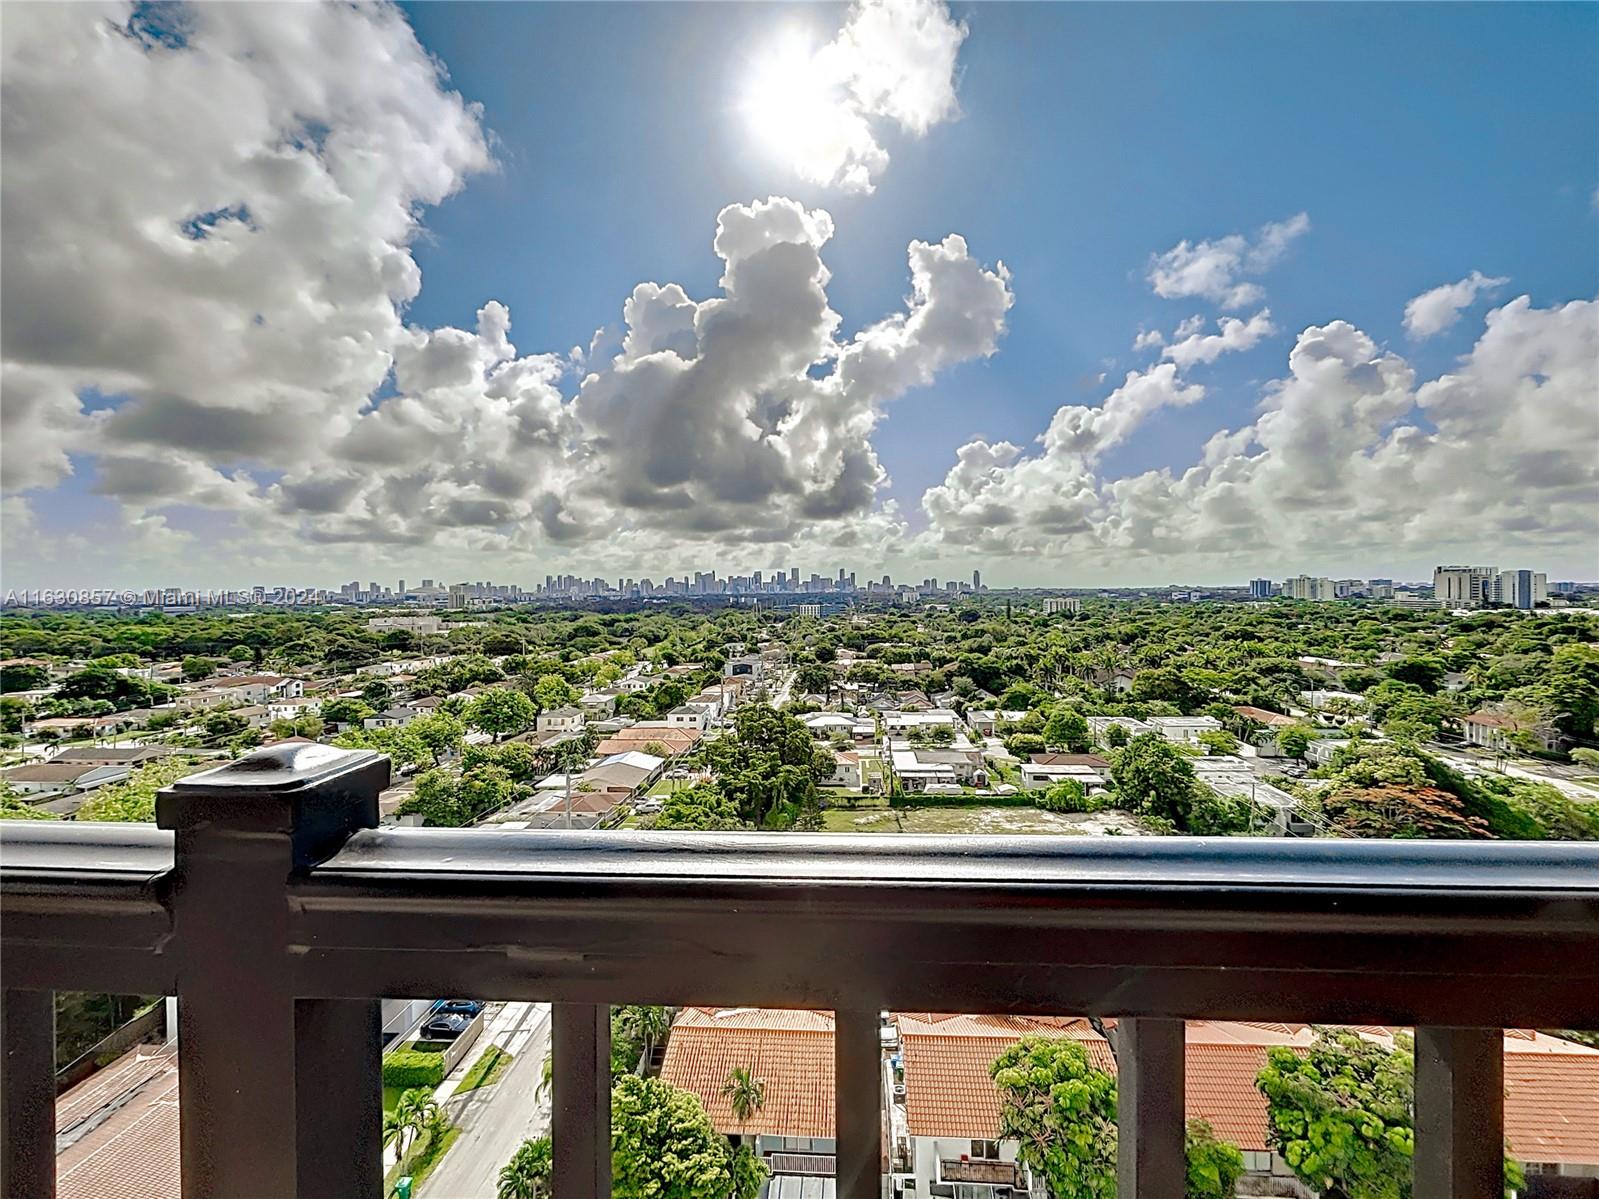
[420,1001,551,1198]
[1428,744,1599,802]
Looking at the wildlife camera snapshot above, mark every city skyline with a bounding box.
[1,2,1596,589]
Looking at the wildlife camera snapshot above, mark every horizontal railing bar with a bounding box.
[0,822,174,879]
[314,827,1599,893]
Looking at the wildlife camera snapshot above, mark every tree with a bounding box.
[610,1075,736,1199]
[794,663,834,697]
[1385,656,1446,694]
[0,663,49,692]
[1257,1027,1522,1199]
[76,758,198,822]
[721,1065,766,1135]
[1111,734,1200,827]
[1277,724,1313,760]
[729,1144,768,1199]
[181,656,219,681]
[532,673,581,714]
[1102,722,1129,749]
[1004,732,1047,758]
[1044,707,1092,753]
[498,1137,552,1199]
[1035,778,1097,813]
[410,711,466,764]
[203,710,249,740]
[1185,1119,1246,1199]
[1196,729,1238,756]
[1571,747,1599,770]
[319,697,374,726]
[612,1005,671,1076]
[991,1036,1118,1199]
[388,1086,442,1161]
[650,785,744,831]
[470,688,536,741]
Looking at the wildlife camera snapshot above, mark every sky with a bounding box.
[1,0,1596,589]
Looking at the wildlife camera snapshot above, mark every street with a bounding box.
[420,1001,551,1198]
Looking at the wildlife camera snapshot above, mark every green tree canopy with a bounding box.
[610,1075,738,1199]
[470,688,536,740]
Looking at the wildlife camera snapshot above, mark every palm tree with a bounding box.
[391,1087,441,1161]
[497,1136,553,1199]
[721,1065,766,1141]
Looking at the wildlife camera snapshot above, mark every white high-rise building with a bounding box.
[1283,575,1334,601]
[1434,565,1497,607]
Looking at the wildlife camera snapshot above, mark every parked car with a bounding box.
[421,1013,471,1039]
[634,799,663,814]
[435,999,484,1017]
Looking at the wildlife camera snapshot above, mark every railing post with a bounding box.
[553,1003,611,1199]
[1,988,56,1199]
[1415,1026,1504,1199]
[157,745,388,1199]
[1117,1018,1186,1199]
[835,1006,883,1199]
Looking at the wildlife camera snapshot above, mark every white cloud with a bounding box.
[1162,309,1276,368]
[1148,212,1310,308]
[1402,270,1510,339]
[920,296,1598,572]
[740,0,967,193]
[1131,327,1164,352]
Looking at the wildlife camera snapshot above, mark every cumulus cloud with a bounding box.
[740,0,967,192]
[0,4,1011,583]
[1162,309,1276,368]
[1148,213,1310,308]
[1,0,490,498]
[1402,270,1510,339]
[921,296,1598,569]
[1131,327,1164,352]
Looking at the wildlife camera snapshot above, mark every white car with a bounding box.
[635,799,664,814]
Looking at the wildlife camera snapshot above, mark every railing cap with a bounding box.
[167,744,386,797]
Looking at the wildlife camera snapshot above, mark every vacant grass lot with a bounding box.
[820,805,1146,835]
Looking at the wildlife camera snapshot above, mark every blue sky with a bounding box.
[401,0,1598,522]
[2,1,1596,587]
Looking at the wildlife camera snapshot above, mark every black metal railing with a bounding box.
[4,743,1598,1198]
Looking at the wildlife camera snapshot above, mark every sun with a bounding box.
[738,30,865,189]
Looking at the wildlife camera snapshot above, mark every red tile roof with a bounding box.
[56,1043,180,1199]
[660,1008,836,1138]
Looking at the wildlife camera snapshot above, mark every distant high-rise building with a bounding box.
[1042,597,1081,614]
[972,569,982,591]
[1249,578,1272,599]
[1434,565,1497,607]
[1283,575,1334,601]
[397,579,406,595]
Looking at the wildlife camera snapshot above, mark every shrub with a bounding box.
[1035,779,1099,813]
[383,1049,445,1089]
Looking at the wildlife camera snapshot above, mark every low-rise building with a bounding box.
[666,705,710,731]
[1086,716,1152,744]
[963,710,1027,736]
[1147,715,1223,744]
[1020,753,1110,792]
[881,709,960,736]
[536,706,585,735]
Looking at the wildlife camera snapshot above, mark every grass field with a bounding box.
[454,1045,512,1095]
[821,805,1146,835]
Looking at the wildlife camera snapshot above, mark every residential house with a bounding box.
[1,762,131,798]
[47,746,173,767]
[1463,711,1561,753]
[592,724,700,758]
[891,748,986,791]
[822,750,864,790]
[724,655,765,681]
[800,712,857,739]
[1086,716,1152,744]
[215,675,304,704]
[881,709,960,736]
[1232,705,1300,755]
[363,706,418,731]
[266,696,322,723]
[579,691,618,719]
[963,710,1027,737]
[1147,715,1223,745]
[536,706,585,735]
[1019,753,1109,792]
[666,705,710,732]
[660,1008,838,1192]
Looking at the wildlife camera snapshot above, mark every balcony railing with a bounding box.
[3,743,1598,1198]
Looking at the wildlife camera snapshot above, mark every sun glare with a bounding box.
[739,31,861,187]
